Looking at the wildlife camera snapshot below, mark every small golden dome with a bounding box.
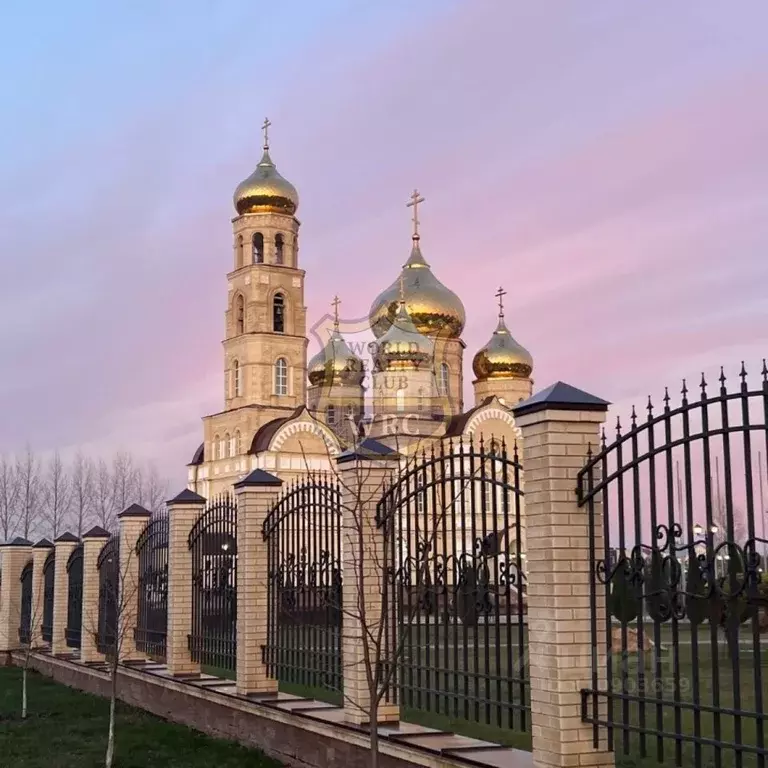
[375,301,434,371]
[472,315,533,381]
[369,240,465,340]
[233,140,299,216]
[308,330,365,387]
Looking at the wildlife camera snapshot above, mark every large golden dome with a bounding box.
[308,329,365,387]
[369,239,465,340]
[472,315,533,381]
[375,301,434,371]
[233,146,299,216]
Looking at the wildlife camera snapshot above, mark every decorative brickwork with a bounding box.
[30,546,51,648]
[80,535,108,663]
[0,543,33,652]
[119,509,152,662]
[51,538,79,656]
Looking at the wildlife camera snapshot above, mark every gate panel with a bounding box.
[97,534,120,654]
[135,515,168,660]
[18,562,33,644]
[578,365,768,767]
[263,475,343,702]
[42,551,55,643]
[66,545,83,649]
[188,494,237,672]
[378,438,529,736]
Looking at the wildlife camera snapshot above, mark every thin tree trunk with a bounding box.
[22,654,28,719]
[369,701,379,768]
[105,658,118,768]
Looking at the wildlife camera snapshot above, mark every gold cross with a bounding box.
[331,295,341,329]
[406,189,425,239]
[262,117,272,150]
[495,286,507,317]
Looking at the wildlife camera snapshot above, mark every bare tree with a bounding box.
[111,452,137,513]
[94,460,115,530]
[16,448,40,539]
[71,452,95,538]
[0,454,20,541]
[138,463,167,513]
[42,452,71,540]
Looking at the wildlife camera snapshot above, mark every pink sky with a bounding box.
[1,1,767,487]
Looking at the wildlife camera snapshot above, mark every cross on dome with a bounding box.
[262,117,272,150]
[495,286,507,318]
[406,189,425,240]
[331,295,341,330]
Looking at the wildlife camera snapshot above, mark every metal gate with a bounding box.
[377,438,529,737]
[19,562,33,644]
[188,494,237,672]
[263,475,343,701]
[578,365,768,768]
[66,545,83,648]
[135,515,169,660]
[42,551,55,643]
[97,534,120,654]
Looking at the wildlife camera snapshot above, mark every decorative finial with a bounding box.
[331,295,341,331]
[262,117,272,150]
[495,286,507,319]
[398,273,406,306]
[406,189,425,241]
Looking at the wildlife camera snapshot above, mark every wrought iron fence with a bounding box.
[377,437,529,735]
[263,475,343,702]
[42,551,55,643]
[66,544,83,649]
[97,534,120,655]
[18,561,33,644]
[189,494,237,672]
[135,514,168,660]
[578,363,768,768]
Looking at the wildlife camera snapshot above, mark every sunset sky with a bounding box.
[1,1,767,485]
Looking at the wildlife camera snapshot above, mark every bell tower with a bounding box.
[224,118,307,413]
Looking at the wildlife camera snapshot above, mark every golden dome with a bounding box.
[233,147,299,216]
[308,329,365,387]
[369,239,465,340]
[472,315,533,381]
[375,301,434,371]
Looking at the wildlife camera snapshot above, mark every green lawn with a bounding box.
[0,666,282,767]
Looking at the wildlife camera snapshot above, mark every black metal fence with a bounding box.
[135,514,169,660]
[42,551,55,643]
[97,534,120,655]
[189,494,237,672]
[18,561,32,644]
[578,364,768,768]
[66,544,83,649]
[377,438,529,736]
[263,475,343,701]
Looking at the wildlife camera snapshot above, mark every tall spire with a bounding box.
[406,189,425,242]
[495,286,507,320]
[262,117,272,151]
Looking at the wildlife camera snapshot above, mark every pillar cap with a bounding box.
[83,526,111,539]
[117,503,152,519]
[337,438,400,465]
[167,488,206,505]
[54,531,79,543]
[3,536,33,547]
[234,469,282,488]
[512,381,610,417]
[33,538,54,548]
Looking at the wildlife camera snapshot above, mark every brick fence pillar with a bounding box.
[512,382,613,768]
[30,539,54,648]
[234,469,283,696]
[51,533,79,656]
[166,489,205,676]
[0,538,33,652]
[118,505,152,662]
[337,448,400,726]
[80,526,111,663]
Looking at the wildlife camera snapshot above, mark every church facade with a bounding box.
[187,122,535,501]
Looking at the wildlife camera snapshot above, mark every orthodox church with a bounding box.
[187,122,535,497]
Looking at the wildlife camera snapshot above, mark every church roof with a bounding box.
[443,396,498,438]
[189,443,204,466]
[248,406,306,454]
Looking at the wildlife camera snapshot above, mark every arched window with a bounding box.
[224,433,231,458]
[214,435,223,460]
[235,294,244,335]
[326,405,336,425]
[252,232,264,263]
[274,357,288,395]
[396,389,406,412]
[273,293,285,333]
[232,360,242,397]
[237,235,244,268]
[274,233,284,265]
[440,363,450,396]
[233,430,241,456]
